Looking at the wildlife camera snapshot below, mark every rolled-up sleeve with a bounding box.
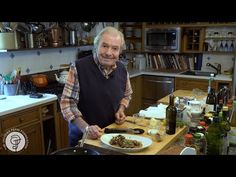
[60,65,82,122]
[120,72,133,108]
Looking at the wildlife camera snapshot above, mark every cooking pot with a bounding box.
[31,74,48,87]
[50,147,100,155]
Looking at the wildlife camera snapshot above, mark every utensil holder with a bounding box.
[3,84,17,96]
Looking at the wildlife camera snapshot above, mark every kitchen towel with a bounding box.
[138,104,168,119]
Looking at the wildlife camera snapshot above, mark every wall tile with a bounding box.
[0,46,92,76]
[202,54,234,73]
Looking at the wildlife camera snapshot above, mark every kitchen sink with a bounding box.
[180,70,217,77]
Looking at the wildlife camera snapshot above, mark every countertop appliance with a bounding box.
[144,27,181,53]
[142,75,175,107]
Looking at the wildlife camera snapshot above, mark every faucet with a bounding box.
[206,63,221,74]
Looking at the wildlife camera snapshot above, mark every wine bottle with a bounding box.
[206,88,216,112]
[166,94,177,135]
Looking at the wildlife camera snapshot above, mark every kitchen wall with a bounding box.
[0,46,92,75]
[201,26,236,74]
[0,22,119,76]
[202,54,234,73]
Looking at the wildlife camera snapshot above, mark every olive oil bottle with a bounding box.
[166,94,177,135]
[206,117,224,155]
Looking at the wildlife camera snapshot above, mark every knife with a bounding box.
[104,128,144,134]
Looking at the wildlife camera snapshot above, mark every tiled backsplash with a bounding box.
[202,53,234,73]
[0,45,93,76]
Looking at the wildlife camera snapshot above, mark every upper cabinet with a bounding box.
[119,22,143,53]
[181,27,205,53]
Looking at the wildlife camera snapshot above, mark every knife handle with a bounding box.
[104,128,126,133]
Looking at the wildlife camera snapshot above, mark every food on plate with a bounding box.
[109,135,142,148]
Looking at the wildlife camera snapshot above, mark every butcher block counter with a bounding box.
[84,116,187,155]
[157,89,207,105]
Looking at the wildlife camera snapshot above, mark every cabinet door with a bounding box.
[57,112,69,149]
[125,76,142,116]
[0,136,5,154]
[21,123,43,154]
[175,77,216,92]
[142,98,157,109]
[0,123,43,155]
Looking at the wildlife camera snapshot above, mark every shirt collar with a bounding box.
[93,56,117,78]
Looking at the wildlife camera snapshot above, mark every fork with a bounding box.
[79,126,89,148]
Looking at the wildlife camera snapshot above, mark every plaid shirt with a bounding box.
[60,57,133,122]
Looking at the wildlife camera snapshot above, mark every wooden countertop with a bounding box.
[84,116,187,155]
[84,90,207,155]
[157,89,207,105]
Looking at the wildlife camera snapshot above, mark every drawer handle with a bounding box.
[146,79,173,84]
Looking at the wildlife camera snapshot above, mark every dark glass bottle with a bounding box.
[166,94,177,135]
[205,117,224,155]
[229,101,236,145]
[217,88,224,109]
[206,88,216,112]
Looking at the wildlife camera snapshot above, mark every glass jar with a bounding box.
[193,133,202,154]
[134,54,146,70]
[184,133,193,147]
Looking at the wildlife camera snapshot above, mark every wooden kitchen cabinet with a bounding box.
[0,107,44,154]
[0,100,59,155]
[175,77,232,93]
[125,76,142,116]
[56,112,69,149]
[175,77,216,92]
[0,136,4,154]
[182,27,205,53]
[18,123,43,154]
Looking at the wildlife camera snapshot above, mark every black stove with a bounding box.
[35,82,64,110]
[21,81,64,111]
[36,82,64,97]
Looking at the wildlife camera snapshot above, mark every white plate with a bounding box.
[100,133,152,152]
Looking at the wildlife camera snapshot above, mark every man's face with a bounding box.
[97,32,122,68]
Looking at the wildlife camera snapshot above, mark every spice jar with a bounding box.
[184,133,193,147]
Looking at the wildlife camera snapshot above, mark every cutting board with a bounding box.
[84,116,187,155]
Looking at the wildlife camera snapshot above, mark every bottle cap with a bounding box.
[199,121,206,126]
[185,133,193,139]
[233,101,236,106]
[193,133,201,139]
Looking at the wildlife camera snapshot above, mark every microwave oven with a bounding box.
[144,27,181,53]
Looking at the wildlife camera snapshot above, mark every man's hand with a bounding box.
[87,125,103,139]
[115,104,126,125]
